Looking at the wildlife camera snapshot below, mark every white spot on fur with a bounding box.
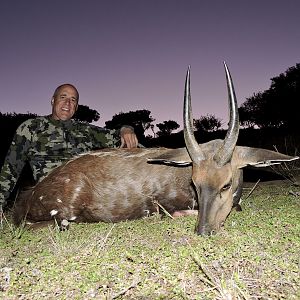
[50,209,58,216]
[39,195,44,200]
[75,187,81,192]
[69,186,83,204]
[57,198,62,203]
[61,219,69,227]
[69,216,77,221]
[168,190,177,199]
[65,178,70,183]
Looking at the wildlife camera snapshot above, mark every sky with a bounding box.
[0,0,299,131]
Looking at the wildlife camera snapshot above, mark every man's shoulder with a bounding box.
[18,116,48,127]
[16,116,49,133]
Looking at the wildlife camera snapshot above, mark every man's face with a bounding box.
[51,85,78,121]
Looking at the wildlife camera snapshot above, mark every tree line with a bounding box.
[1,62,299,161]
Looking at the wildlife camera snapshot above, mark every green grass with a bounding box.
[1,181,299,299]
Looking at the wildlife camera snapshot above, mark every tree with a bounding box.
[239,63,300,130]
[156,120,180,137]
[239,92,270,128]
[0,112,38,136]
[105,109,155,141]
[0,112,38,164]
[194,114,222,132]
[73,104,100,123]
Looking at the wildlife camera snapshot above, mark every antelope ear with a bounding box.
[234,146,299,169]
[147,148,192,166]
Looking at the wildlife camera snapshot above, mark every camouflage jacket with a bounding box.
[0,116,120,207]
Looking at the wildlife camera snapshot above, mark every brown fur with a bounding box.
[13,148,196,227]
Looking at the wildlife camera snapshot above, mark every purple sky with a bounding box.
[0,1,299,131]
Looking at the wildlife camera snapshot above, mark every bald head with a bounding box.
[53,84,79,102]
[51,84,79,121]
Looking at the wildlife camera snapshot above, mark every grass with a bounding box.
[0,179,299,299]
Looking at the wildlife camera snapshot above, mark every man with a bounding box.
[0,83,138,211]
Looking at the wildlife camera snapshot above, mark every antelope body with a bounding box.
[13,64,298,235]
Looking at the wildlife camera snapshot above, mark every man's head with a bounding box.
[51,84,79,121]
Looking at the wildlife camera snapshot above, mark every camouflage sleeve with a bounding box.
[0,121,32,207]
[87,125,121,148]
[92,125,137,148]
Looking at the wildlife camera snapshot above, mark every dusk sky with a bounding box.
[1,1,299,131]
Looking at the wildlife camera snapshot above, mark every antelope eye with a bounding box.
[221,182,232,192]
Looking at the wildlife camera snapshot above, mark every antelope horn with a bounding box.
[183,66,205,165]
[213,62,239,166]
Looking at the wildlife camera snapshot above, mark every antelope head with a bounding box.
[149,63,298,235]
[184,62,240,235]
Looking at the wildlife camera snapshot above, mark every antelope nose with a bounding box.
[196,224,215,236]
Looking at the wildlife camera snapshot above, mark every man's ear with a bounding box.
[51,98,54,105]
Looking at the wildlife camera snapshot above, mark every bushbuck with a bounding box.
[13,63,298,235]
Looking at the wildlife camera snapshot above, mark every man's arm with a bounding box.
[0,121,32,208]
[88,124,138,149]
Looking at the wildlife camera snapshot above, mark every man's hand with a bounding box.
[120,126,138,148]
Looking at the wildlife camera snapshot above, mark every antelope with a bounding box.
[13,63,298,235]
